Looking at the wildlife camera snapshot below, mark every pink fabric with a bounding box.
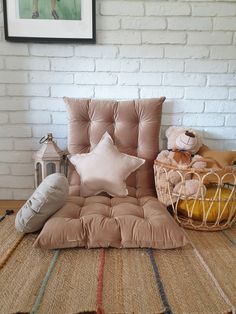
[34,195,189,249]
[64,97,165,198]
[34,97,189,250]
[69,132,145,197]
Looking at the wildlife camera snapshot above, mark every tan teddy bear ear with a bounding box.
[166,126,180,138]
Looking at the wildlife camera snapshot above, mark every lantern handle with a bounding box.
[39,133,53,144]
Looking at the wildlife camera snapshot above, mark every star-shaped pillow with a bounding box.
[69,132,145,197]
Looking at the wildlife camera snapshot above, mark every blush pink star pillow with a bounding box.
[69,132,145,197]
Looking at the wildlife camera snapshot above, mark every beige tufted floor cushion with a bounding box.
[34,98,189,249]
[34,195,188,249]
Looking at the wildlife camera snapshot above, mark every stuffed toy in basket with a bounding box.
[154,126,236,231]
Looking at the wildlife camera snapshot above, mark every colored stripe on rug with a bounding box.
[96,249,106,314]
[192,246,235,313]
[0,233,24,271]
[222,230,236,246]
[185,229,235,313]
[30,249,60,314]
[147,248,173,314]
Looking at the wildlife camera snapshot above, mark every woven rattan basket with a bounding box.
[154,158,236,231]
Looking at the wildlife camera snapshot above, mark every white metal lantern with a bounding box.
[34,133,65,187]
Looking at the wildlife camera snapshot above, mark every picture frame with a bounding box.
[3,0,96,43]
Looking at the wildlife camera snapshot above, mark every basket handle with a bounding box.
[189,157,223,169]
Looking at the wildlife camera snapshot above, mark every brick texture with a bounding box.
[0,0,235,199]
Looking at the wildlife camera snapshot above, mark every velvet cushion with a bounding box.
[69,132,145,197]
[34,195,189,249]
[15,173,69,233]
[34,97,189,250]
[64,97,165,198]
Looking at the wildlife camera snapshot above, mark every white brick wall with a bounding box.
[0,0,236,199]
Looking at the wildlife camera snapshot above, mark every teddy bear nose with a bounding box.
[185,131,195,138]
[176,132,198,151]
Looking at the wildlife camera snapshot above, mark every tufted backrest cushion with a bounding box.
[64,97,165,198]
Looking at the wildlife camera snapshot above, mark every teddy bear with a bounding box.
[155,126,207,206]
[197,144,236,185]
[198,145,236,168]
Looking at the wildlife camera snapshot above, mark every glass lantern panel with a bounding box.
[47,162,56,175]
[62,158,68,177]
[36,162,42,186]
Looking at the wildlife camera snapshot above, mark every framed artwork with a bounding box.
[3,0,96,43]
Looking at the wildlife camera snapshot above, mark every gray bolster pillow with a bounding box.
[15,173,69,233]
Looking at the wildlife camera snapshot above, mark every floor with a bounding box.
[0,200,235,313]
[0,200,25,215]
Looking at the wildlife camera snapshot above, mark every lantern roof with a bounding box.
[34,133,64,161]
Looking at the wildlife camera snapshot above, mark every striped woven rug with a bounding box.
[0,216,235,314]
